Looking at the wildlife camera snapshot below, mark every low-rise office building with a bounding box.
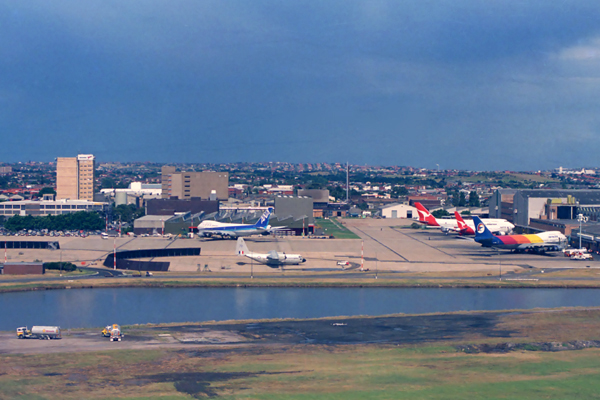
[0,199,107,217]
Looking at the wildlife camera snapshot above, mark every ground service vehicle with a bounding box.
[102,324,124,341]
[110,325,123,342]
[16,326,61,340]
[572,252,593,261]
[101,325,113,337]
[564,248,589,257]
[102,324,123,341]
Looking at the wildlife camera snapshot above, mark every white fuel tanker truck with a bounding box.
[16,326,61,340]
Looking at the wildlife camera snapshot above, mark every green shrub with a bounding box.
[43,262,77,272]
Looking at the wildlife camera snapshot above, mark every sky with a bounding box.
[1,1,600,170]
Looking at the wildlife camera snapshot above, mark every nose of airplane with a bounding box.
[302,258,307,263]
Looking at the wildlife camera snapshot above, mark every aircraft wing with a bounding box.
[267,250,282,260]
[200,229,238,238]
[266,226,288,231]
[264,250,286,265]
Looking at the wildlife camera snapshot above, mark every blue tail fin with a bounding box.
[254,207,273,228]
[472,216,495,241]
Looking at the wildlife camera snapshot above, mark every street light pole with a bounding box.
[498,249,501,281]
[577,213,588,250]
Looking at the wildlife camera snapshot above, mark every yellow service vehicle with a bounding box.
[101,324,119,337]
[101,324,124,341]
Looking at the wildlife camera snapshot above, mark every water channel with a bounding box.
[1,287,600,331]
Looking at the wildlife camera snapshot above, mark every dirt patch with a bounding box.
[204,313,513,345]
[145,370,302,398]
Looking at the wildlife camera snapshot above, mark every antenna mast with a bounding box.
[346,162,349,203]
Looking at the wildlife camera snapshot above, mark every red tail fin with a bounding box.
[454,211,474,235]
[414,202,439,227]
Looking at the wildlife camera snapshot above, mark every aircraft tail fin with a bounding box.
[472,216,494,241]
[254,207,273,229]
[454,212,469,234]
[236,237,250,256]
[414,202,439,227]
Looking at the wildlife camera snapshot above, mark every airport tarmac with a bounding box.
[0,218,592,275]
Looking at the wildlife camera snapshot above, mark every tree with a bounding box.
[391,186,408,198]
[306,175,328,189]
[38,187,56,197]
[458,192,467,207]
[112,204,145,224]
[4,211,105,231]
[432,209,450,218]
[449,190,460,207]
[468,191,480,207]
[328,186,346,202]
[101,178,116,189]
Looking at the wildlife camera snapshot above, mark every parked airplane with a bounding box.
[414,202,513,235]
[414,202,459,232]
[472,216,567,253]
[197,208,275,239]
[454,211,514,236]
[236,237,306,267]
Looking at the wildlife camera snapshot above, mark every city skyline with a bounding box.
[2,1,600,170]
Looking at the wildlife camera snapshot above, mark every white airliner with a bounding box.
[236,237,306,267]
[197,208,278,239]
[453,211,514,236]
[415,202,514,235]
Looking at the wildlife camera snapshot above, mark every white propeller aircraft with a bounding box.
[236,237,306,267]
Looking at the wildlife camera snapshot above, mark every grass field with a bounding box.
[4,267,600,293]
[2,344,600,399]
[3,309,600,399]
[316,218,361,239]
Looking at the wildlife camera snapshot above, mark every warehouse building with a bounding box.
[381,203,418,219]
[489,189,600,228]
[273,196,314,234]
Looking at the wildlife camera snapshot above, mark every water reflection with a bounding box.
[1,287,599,330]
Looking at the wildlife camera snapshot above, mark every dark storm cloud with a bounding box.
[1,0,600,169]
